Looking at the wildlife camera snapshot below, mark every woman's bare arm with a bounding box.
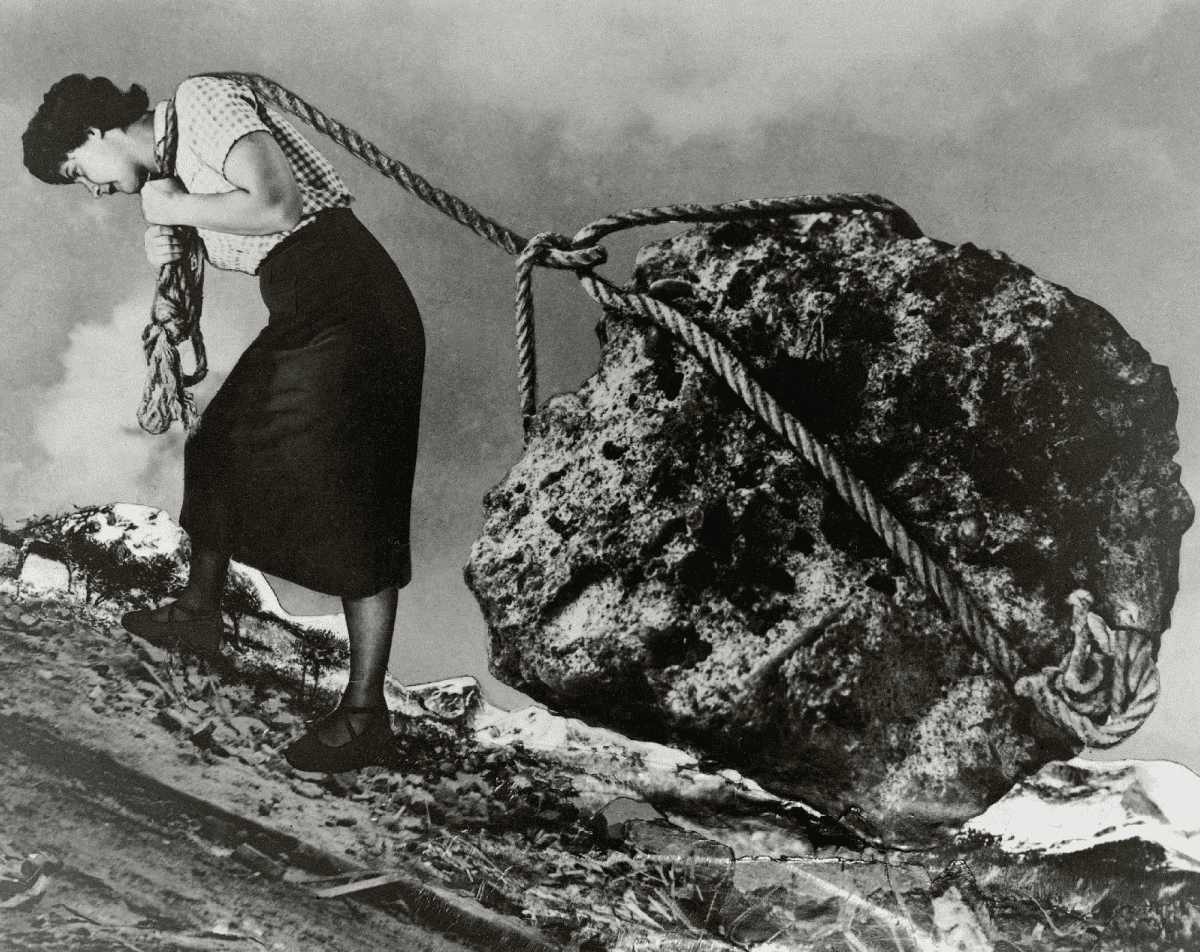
[140,130,302,236]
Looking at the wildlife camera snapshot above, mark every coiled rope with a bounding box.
[147,72,1159,748]
[139,96,208,435]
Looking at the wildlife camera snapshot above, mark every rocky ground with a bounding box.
[3,568,1200,951]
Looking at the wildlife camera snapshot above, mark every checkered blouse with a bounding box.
[154,76,353,274]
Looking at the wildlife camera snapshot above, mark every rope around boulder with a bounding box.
[572,267,1159,749]
[144,72,1159,749]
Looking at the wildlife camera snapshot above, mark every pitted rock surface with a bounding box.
[464,208,1192,845]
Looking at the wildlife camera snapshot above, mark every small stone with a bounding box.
[232,843,286,880]
[157,710,193,734]
[230,715,269,736]
[292,781,326,799]
[590,797,665,845]
[19,555,69,593]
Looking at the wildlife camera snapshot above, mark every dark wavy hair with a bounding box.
[23,74,149,184]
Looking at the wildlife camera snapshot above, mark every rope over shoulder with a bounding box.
[139,72,1160,749]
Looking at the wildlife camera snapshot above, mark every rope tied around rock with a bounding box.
[143,72,1161,749]
[570,263,1159,749]
[1013,592,1159,746]
[515,232,607,432]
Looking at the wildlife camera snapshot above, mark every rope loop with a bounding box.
[519,231,607,272]
[513,233,610,437]
[1014,591,1160,748]
[139,99,207,435]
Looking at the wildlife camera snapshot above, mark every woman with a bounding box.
[22,74,426,774]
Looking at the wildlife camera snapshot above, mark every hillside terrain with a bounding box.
[3,508,1200,950]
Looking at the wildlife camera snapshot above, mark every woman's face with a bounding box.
[58,128,145,197]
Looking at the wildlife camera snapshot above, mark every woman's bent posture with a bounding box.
[23,74,425,773]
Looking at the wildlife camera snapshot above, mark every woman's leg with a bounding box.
[175,547,231,614]
[135,545,230,621]
[313,583,399,746]
[122,545,229,653]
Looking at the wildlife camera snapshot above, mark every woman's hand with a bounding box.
[140,177,188,226]
[144,225,185,268]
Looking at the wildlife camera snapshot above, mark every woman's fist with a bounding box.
[144,225,184,268]
[140,177,187,226]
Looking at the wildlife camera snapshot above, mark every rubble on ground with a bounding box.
[5,504,1200,949]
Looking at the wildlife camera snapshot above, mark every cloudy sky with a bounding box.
[3,0,1199,765]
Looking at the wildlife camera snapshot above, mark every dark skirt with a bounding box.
[179,208,425,598]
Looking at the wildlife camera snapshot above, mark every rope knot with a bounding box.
[518,231,607,272]
[1014,589,1160,748]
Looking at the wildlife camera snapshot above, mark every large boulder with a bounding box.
[464,207,1192,845]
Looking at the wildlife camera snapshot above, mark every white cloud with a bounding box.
[21,277,264,517]
[396,0,1173,144]
[34,294,169,503]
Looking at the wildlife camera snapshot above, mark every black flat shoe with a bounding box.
[283,705,395,773]
[122,602,223,656]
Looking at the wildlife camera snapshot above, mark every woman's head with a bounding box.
[23,74,149,185]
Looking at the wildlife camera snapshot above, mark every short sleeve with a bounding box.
[174,76,271,178]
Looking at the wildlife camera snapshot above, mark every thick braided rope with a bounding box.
[207,71,607,433]
[181,74,1156,747]
[569,195,920,247]
[138,97,208,435]
[511,195,907,431]
[574,270,1158,748]
[209,72,532,258]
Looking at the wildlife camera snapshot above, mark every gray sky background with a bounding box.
[3,0,1199,765]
